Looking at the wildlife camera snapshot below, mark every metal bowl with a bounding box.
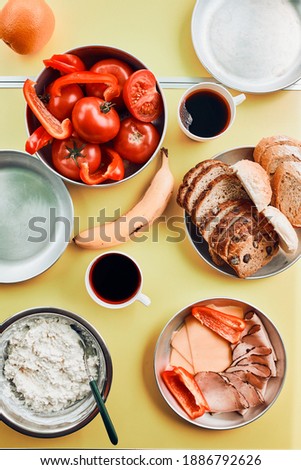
[0,307,113,438]
[154,297,286,430]
[25,45,167,187]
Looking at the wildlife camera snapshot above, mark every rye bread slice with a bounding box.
[192,174,249,228]
[177,159,216,208]
[184,161,232,214]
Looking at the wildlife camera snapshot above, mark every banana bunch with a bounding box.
[74,148,174,249]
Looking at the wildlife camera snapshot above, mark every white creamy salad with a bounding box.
[4,316,99,413]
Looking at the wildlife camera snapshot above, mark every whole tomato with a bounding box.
[86,58,133,109]
[72,97,120,144]
[52,136,101,181]
[44,82,84,121]
[113,117,160,164]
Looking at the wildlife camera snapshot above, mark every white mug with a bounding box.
[85,251,151,309]
[178,82,246,142]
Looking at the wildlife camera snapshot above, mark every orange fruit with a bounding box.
[0,0,55,55]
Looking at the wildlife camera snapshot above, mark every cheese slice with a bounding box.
[185,315,232,373]
[170,323,193,365]
[169,348,195,375]
[206,304,244,318]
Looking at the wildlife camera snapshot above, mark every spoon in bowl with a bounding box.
[71,324,118,445]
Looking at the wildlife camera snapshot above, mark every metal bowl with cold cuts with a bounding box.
[25,45,167,187]
[154,297,286,430]
[0,307,113,438]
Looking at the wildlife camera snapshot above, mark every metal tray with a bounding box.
[185,147,301,279]
[154,297,286,430]
[0,150,73,283]
[191,0,301,93]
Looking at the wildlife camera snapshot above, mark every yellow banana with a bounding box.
[74,148,174,249]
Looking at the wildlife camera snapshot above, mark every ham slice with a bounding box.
[195,371,249,413]
[220,372,264,408]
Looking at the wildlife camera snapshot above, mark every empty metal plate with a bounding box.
[192,0,301,93]
[0,150,74,283]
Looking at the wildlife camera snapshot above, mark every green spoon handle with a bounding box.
[90,379,118,445]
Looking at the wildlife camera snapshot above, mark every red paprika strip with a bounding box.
[23,79,73,140]
[43,53,86,74]
[25,126,53,155]
[50,72,120,102]
[79,147,125,185]
[161,367,209,420]
[192,306,246,344]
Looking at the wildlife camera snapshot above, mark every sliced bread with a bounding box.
[260,144,301,177]
[263,205,298,253]
[201,199,249,242]
[231,160,272,212]
[271,161,301,227]
[253,135,300,165]
[191,174,249,228]
[177,159,216,208]
[184,161,232,214]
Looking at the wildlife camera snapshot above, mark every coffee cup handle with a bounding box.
[233,93,246,106]
[137,292,151,307]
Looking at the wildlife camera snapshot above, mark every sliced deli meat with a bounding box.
[194,371,248,413]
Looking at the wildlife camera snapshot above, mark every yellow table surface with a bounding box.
[1,0,301,450]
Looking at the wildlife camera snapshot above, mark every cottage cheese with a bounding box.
[4,317,99,413]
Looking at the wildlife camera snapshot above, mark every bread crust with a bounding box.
[271,161,301,227]
[253,135,301,164]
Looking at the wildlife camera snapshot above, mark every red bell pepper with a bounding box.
[49,71,120,102]
[79,147,125,185]
[161,367,209,420]
[25,126,53,155]
[43,53,86,74]
[23,79,73,140]
[192,306,246,344]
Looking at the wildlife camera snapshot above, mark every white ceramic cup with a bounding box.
[178,82,246,142]
[85,251,151,309]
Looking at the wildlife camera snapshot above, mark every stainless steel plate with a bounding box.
[154,297,286,430]
[0,150,73,283]
[192,0,301,93]
[185,147,301,279]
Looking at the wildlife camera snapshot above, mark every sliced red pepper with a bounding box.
[79,147,125,185]
[161,367,209,420]
[25,125,53,155]
[23,79,73,140]
[43,53,86,74]
[50,72,120,102]
[192,306,246,344]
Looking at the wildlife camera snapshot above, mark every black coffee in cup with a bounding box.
[89,252,141,304]
[181,89,231,138]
